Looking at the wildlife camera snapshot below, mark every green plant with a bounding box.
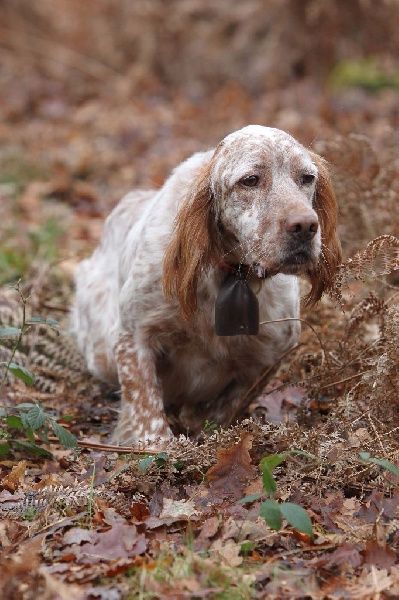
[138,452,168,472]
[0,402,77,458]
[0,282,77,457]
[22,506,39,521]
[203,419,218,433]
[240,451,314,537]
[359,452,399,477]
[0,282,59,390]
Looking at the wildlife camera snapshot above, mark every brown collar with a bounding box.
[218,261,269,279]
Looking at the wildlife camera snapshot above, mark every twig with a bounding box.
[367,413,387,457]
[260,317,328,366]
[266,542,338,563]
[318,371,370,391]
[46,435,164,455]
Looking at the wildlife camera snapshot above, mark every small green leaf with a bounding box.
[260,453,288,495]
[6,415,24,429]
[138,455,156,472]
[260,453,288,472]
[37,429,50,444]
[261,468,276,495]
[138,452,168,472]
[359,452,399,477]
[8,363,35,386]
[260,499,282,530]
[13,440,53,458]
[0,442,11,456]
[51,421,77,449]
[24,405,46,431]
[0,326,21,338]
[22,507,38,521]
[359,451,370,460]
[60,414,74,423]
[155,452,168,466]
[15,402,36,410]
[240,541,256,556]
[280,502,313,537]
[28,316,48,324]
[239,492,262,505]
[28,316,59,328]
[22,425,35,442]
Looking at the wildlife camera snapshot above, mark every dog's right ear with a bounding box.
[163,157,219,319]
[306,151,342,305]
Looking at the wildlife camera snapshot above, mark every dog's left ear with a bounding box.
[306,151,342,305]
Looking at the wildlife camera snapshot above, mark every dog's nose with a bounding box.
[285,213,319,241]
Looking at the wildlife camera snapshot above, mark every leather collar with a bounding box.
[218,261,269,280]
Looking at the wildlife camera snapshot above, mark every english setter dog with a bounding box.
[71,125,341,445]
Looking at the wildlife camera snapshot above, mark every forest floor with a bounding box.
[0,67,399,599]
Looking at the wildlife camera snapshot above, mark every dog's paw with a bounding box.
[110,410,173,449]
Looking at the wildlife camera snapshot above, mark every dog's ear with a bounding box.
[306,151,342,305]
[163,157,219,319]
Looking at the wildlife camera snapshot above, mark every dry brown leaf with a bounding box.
[60,510,147,564]
[206,433,256,500]
[212,538,243,567]
[198,516,220,540]
[159,498,199,521]
[2,460,27,492]
[363,540,397,569]
[318,543,363,570]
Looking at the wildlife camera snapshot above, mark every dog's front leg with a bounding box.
[111,332,173,446]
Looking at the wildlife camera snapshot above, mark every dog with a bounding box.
[70,125,341,444]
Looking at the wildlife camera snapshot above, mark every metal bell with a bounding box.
[215,270,259,336]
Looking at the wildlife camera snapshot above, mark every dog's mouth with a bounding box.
[254,248,317,278]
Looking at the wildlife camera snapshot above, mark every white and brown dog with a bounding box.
[71,125,341,444]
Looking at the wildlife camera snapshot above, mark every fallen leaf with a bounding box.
[357,490,399,523]
[206,433,256,500]
[62,527,92,546]
[318,543,363,569]
[130,500,150,522]
[159,498,199,521]
[348,427,371,448]
[60,510,147,563]
[2,461,27,491]
[198,516,220,540]
[212,539,243,567]
[363,540,397,569]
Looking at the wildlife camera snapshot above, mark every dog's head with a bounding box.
[164,125,341,318]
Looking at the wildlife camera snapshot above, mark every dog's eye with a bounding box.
[301,173,315,185]
[240,175,259,187]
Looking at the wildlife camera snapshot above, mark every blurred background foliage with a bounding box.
[0,0,398,282]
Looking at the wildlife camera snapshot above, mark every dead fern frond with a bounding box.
[347,293,386,334]
[0,483,94,516]
[332,235,399,295]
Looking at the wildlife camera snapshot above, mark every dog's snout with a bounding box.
[285,212,319,241]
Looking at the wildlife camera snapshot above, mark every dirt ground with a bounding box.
[0,2,399,598]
